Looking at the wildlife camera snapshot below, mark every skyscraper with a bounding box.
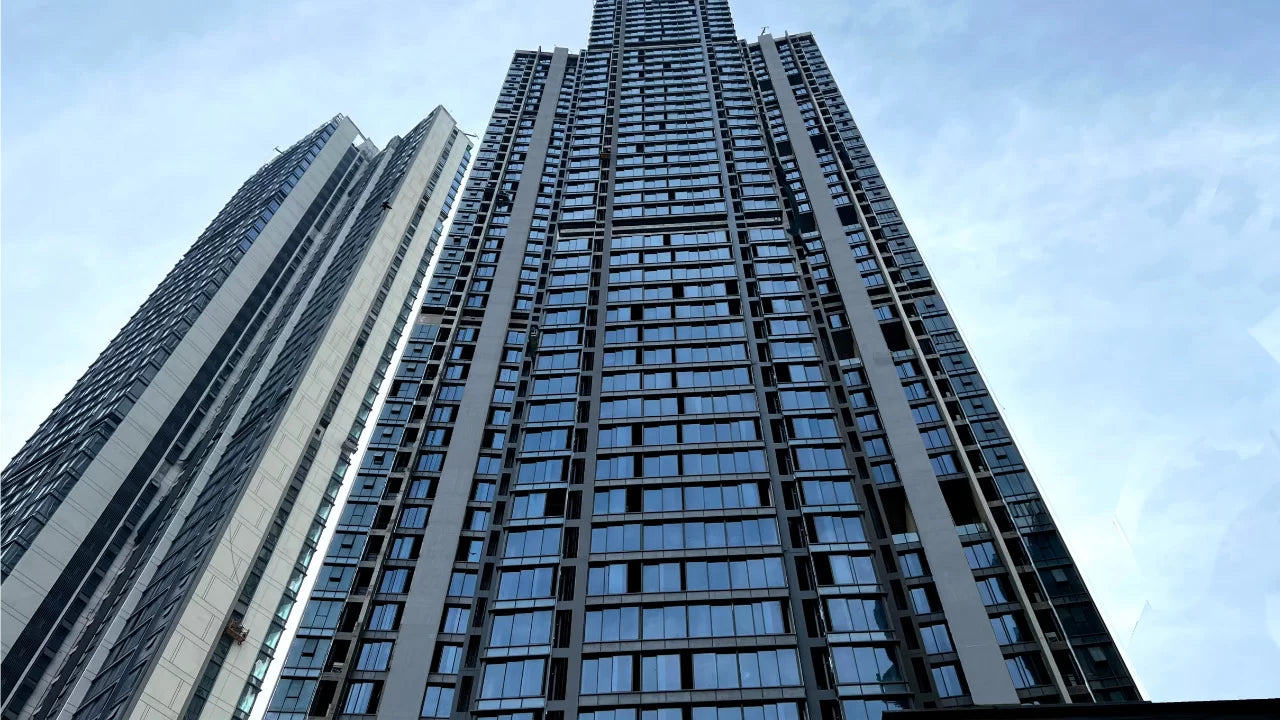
[264,1,1140,718]
[1,108,471,720]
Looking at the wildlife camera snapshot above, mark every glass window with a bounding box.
[826,598,889,632]
[963,542,999,569]
[1006,653,1049,688]
[497,567,554,599]
[920,624,953,654]
[642,654,683,691]
[909,586,938,614]
[420,685,454,718]
[342,682,378,714]
[434,644,463,673]
[581,655,634,694]
[831,646,903,686]
[440,606,469,634]
[899,552,926,577]
[479,659,546,698]
[380,568,410,593]
[991,613,1027,645]
[976,576,1011,606]
[490,611,553,647]
[368,603,400,631]
[932,664,966,697]
[691,650,800,689]
[447,572,476,596]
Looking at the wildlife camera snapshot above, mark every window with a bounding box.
[991,613,1027,645]
[909,586,938,614]
[461,538,483,562]
[811,515,865,544]
[590,518,779,553]
[919,428,951,449]
[800,480,856,506]
[380,568,410,593]
[930,453,958,475]
[581,655,634,694]
[863,438,889,457]
[505,528,561,558]
[826,597,889,632]
[522,429,569,452]
[899,552,926,578]
[497,567,555,599]
[441,606,470,634]
[830,646,903,686]
[434,644,463,673]
[964,542,999,569]
[300,601,342,631]
[400,506,428,529]
[357,641,393,671]
[284,638,328,671]
[342,681,379,714]
[368,603,400,631]
[479,659,545,698]
[827,554,879,585]
[417,453,444,472]
[932,664,966,697]
[642,654,683,691]
[870,463,898,484]
[842,700,908,720]
[692,649,801,689]
[912,404,941,424]
[420,685,454,718]
[273,678,315,712]
[976,576,1010,606]
[994,471,1036,497]
[794,447,848,471]
[587,563,631,595]
[529,401,575,422]
[447,572,476,596]
[789,417,838,439]
[856,414,881,432]
[517,459,565,485]
[1006,654,1049,688]
[920,624,953,654]
[490,611,553,647]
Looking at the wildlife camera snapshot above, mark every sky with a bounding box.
[3,0,1278,704]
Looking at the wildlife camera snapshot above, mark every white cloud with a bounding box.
[3,0,1277,703]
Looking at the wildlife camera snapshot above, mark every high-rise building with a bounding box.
[0,107,471,720]
[260,2,1141,719]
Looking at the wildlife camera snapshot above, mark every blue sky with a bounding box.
[3,0,1278,702]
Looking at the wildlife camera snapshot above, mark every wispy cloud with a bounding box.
[3,0,1277,701]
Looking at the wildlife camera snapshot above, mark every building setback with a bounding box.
[261,0,1143,719]
[0,108,471,720]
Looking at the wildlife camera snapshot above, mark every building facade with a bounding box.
[262,1,1140,719]
[887,698,1280,720]
[1,108,471,720]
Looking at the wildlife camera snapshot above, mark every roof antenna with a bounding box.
[273,146,282,154]
[761,26,768,36]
